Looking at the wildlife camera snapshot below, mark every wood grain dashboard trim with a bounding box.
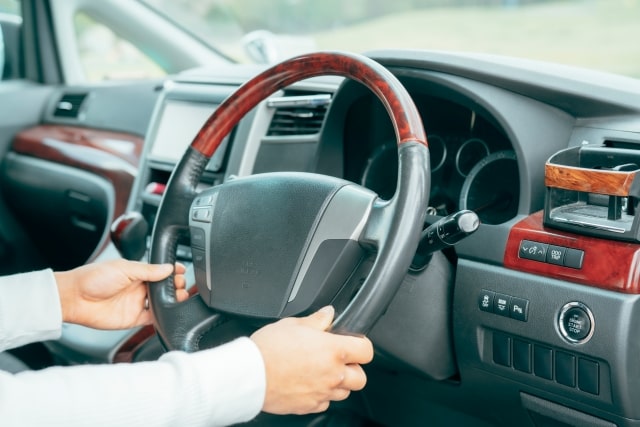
[11,125,144,260]
[12,125,143,218]
[504,211,640,293]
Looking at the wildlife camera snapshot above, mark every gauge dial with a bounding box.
[456,138,490,177]
[427,134,447,172]
[362,134,447,200]
[459,150,519,225]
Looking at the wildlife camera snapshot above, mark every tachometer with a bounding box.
[459,150,519,225]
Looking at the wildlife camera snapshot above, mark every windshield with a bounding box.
[140,0,640,79]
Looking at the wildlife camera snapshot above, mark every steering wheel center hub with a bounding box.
[190,172,376,319]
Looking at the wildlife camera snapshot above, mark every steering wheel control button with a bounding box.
[492,332,511,367]
[194,195,213,207]
[559,302,595,344]
[519,240,548,262]
[578,358,600,395]
[546,245,566,266]
[493,293,511,317]
[191,207,213,223]
[555,351,576,387]
[533,345,553,380]
[564,248,585,269]
[190,227,206,249]
[478,289,495,313]
[191,248,208,289]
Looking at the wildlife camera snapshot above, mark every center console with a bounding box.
[455,140,640,426]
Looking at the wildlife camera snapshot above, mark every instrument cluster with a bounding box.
[345,92,519,225]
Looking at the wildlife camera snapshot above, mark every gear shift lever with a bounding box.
[110,212,148,260]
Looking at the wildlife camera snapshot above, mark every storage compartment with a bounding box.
[1,153,113,270]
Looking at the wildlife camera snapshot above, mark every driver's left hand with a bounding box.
[55,259,187,330]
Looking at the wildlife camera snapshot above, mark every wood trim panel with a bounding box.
[504,211,640,293]
[191,51,427,160]
[545,163,636,196]
[112,325,155,364]
[11,125,144,259]
[12,125,143,217]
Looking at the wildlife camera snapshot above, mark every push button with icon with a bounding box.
[478,289,529,322]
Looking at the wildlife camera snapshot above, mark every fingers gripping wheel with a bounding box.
[148,51,431,352]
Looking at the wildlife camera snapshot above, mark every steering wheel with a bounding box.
[148,51,430,352]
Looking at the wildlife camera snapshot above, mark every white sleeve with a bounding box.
[0,269,267,426]
[0,269,62,351]
[0,337,267,427]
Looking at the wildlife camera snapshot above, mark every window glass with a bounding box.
[0,0,21,80]
[0,0,19,15]
[74,12,166,81]
[140,0,640,79]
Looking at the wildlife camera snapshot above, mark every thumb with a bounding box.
[299,305,335,331]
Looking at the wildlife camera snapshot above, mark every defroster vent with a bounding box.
[266,94,331,136]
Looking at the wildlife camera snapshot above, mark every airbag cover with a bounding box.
[192,172,349,318]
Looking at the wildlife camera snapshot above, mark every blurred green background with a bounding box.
[2,0,640,79]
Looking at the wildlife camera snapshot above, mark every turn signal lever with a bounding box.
[410,210,480,272]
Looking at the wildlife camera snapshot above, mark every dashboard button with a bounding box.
[555,351,576,387]
[509,297,529,322]
[546,245,566,265]
[564,248,585,269]
[493,332,511,367]
[519,240,548,262]
[559,302,594,344]
[493,293,511,317]
[533,345,553,380]
[578,358,600,395]
[513,339,532,373]
[478,290,495,313]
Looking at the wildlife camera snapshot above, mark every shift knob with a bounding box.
[110,211,148,260]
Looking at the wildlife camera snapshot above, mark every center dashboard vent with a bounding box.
[53,93,88,118]
[266,93,331,136]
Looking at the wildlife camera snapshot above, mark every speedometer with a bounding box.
[459,150,519,225]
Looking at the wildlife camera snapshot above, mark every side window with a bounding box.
[0,0,22,81]
[74,12,166,82]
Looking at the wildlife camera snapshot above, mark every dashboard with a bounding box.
[6,50,640,426]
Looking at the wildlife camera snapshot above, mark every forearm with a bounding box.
[0,337,266,427]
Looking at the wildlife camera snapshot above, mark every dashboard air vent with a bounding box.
[266,94,331,136]
[53,93,88,118]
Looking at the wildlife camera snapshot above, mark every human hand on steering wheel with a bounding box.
[55,259,188,330]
